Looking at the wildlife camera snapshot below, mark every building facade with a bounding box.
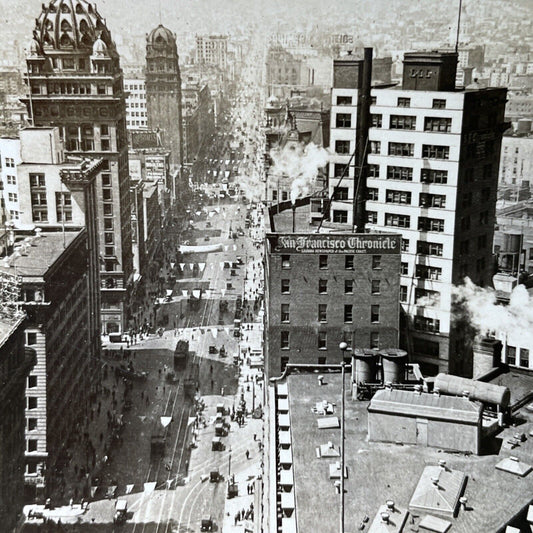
[265,232,401,378]
[124,77,147,130]
[328,50,507,376]
[0,315,34,528]
[23,0,133,335]
[145,25,184,169]
[195,35,228,70]
[499,132,533,191]
[0,136,22,223]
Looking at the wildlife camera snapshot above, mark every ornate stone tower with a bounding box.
[23,0,133,334]
[145,24,184,169]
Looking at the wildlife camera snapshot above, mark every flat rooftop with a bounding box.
[0,231,81,281]
[281,372,533,533]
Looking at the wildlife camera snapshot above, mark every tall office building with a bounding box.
[145,25,184,169]
[23,0,133,335]
[195,35,228,70]
[328,51,507,376]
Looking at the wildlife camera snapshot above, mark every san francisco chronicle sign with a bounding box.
[268,234,400,254]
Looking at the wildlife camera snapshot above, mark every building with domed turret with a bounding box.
[145,24,184,170]
[22,0,133,337]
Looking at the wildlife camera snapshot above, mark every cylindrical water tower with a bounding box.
[379,349,408,384]
[352,348,379,385]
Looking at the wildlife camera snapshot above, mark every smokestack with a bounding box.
[292,203,296,233]
[353,47,372,233]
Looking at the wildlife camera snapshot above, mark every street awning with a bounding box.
[281,491,295,510]
[279,469,294,486]
[277,398,289,412]
[278,414,290,428]
[279,448,293,465]
[279,430,291,446]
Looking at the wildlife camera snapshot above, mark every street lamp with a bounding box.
[338,341,348,533]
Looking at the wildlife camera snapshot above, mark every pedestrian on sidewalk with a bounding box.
[245,449,250,460]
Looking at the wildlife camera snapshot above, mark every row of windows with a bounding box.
[280,254,382,271]
[281,303,381,324]
[368,142,450,159]
[368,166,449,184]
[335,96,446,109]
[375,189,447,210]
[369,114,452,132]
[507,346,530,367]
[280,331,381,350]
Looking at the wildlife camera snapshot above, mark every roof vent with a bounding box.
[462,390,470,398]
[439,460,447,470]
[414,384,422,394]
[380,512,390,524]
[318,375,324,386]
[510,456,519,462]
[459,496,468,509]
[386,500,395,511]
[328,441,333,449]
[385,381,393,390]
[431,476,440,486]
[433,387,440,396]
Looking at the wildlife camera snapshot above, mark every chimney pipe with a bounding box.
[292,204,296,233]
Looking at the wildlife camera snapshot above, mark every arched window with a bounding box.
[60,33,73,47]
[79,19,89,34]
[60,3,71,13]
[60,19,72,32]
[76,3,84,14]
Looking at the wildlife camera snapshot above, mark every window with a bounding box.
[416,265,442,280]
[334,187,349,201]
[388,143,414,157]
[387,166,413,181]
[367,211,377,224]
[56,192,72,222]
[422,145,449,159]
[318,332,327,350]
[101,124,109,136]
[6,175,16,184]
[476,257,486,272]
[334,163,348,178]
[420,169,448,184]
[103,204,113,216]
[318,304,327,322]
[424,117,452,132]
[104,218,113,230]
[371,280,381,294]
[105,246,115,257]
[97,84,106,95]
[479,211,488,225]
[27,418,38,431]
[27,439,38,452]
[336,96,352,105]
[371,305,380,323]
[369,141,381,154]
[477,234,487,249]
[397,97,410,107]
[481,187,491,202]
[280,304,290,323]
[281,331,290,349]
[385,213,410,228]
[419,193,446,208]
[413,338,440,357]
[281,356,289,371]
[336,113,352,128]
[460,240,469,254]
[386,190,411,204]
[462,192,472,208]
[367,188,379,201]
[31,192,46,205]
[8,192,17,202]
[335,140,350,154]
[101,173,112,186]
[400,262,408,275]
[28,375,37,388]
[372,255,381,269]
[103,189,112,201]
[344,255,354,270]
[401,238,409,252]
[344,304,353,323]
[333,210,348,224]
[415,288,440,306]
[101,139,111,151]
[520,348,530,367]
[417,241,443,256]
[418,217,445,232]
[400,285,408,302]
[28,397,38,409]
[432,99,446,109]
[344,279,354,294]
[281,255,290,269]
[414,316,440,333]
[318,279,328,294]
[390,115,416,130]
[507,346,516,365]
[371,114,382,127]
[368,164,380,178]
[281,279,290,294]
[319,255,328,269]
[370,332,380,349]
[371,96,377,105]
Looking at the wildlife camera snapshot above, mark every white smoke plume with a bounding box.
[452,277,533,346]
[269,141,329,204]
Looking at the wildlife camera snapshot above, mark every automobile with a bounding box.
[237,229,245,236]
[201,515,214,531]
[113,499,127,524]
